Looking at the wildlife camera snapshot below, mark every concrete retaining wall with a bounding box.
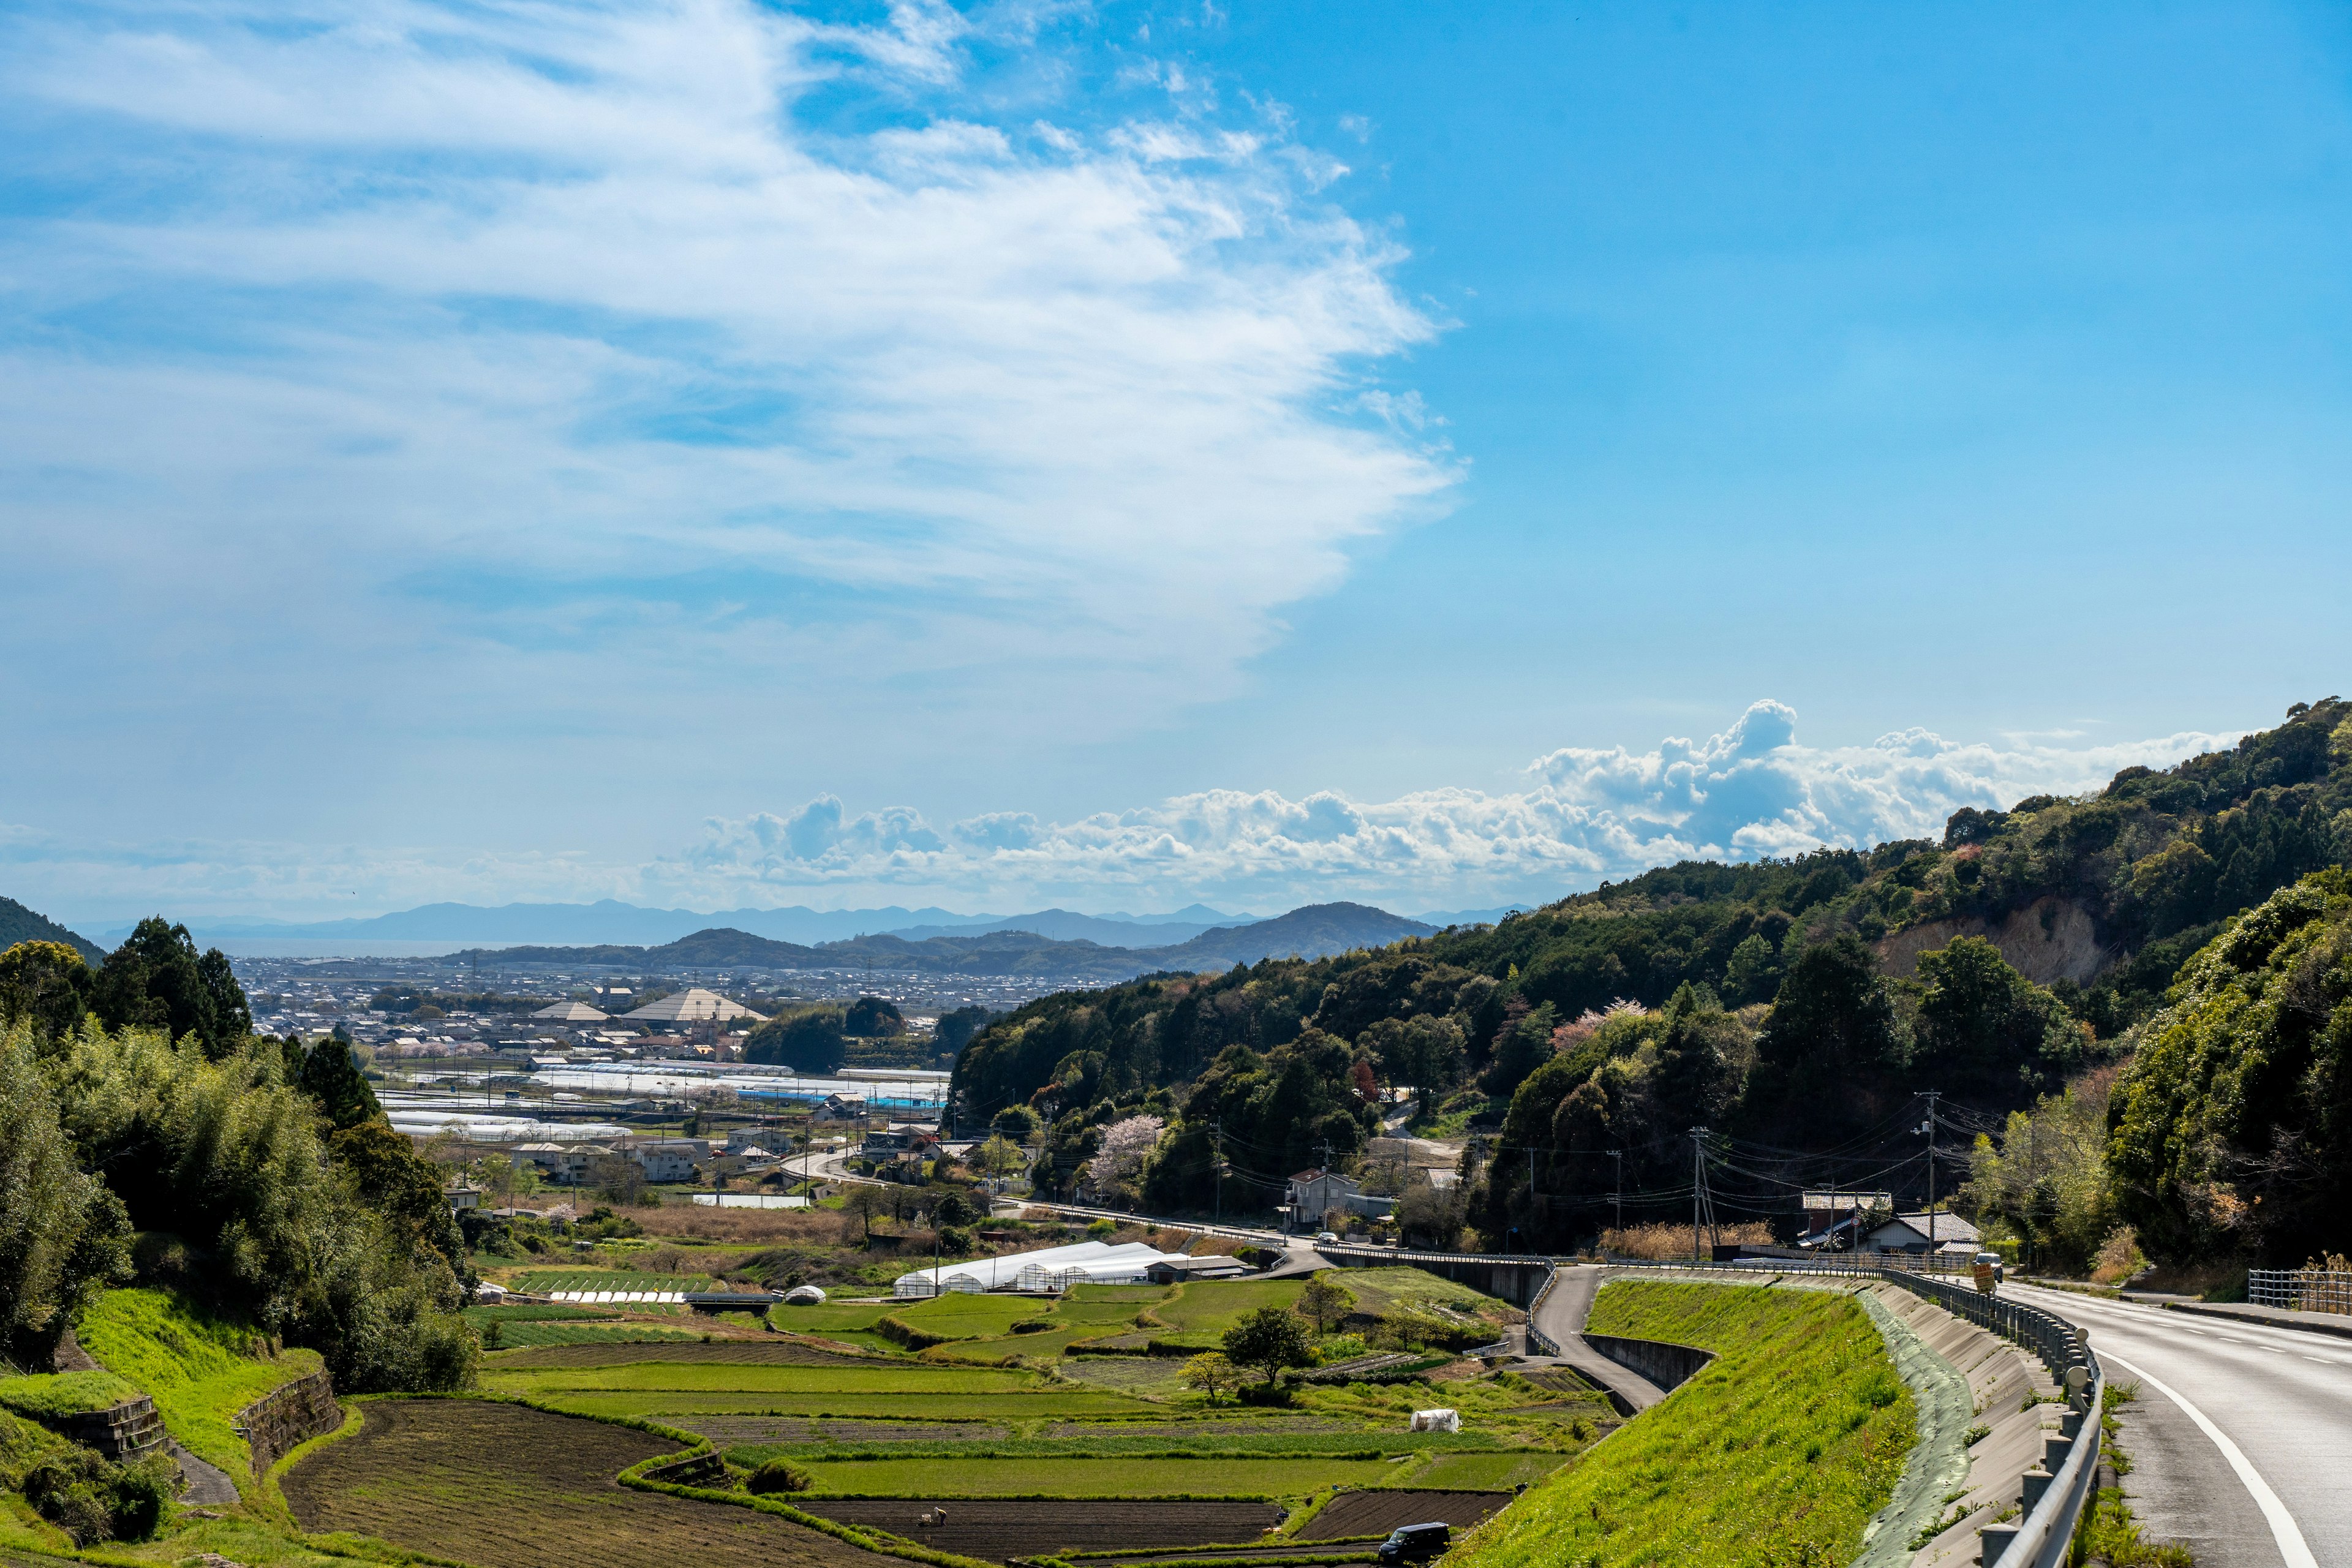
[1580,1333,1716,1393]
[56,1398,167,1463]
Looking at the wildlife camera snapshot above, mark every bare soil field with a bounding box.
[793,1498,1283,1559]
[486,1341,876,1368]
[1297,1490,1514,1540]
[680,1417,1006,1446]
[282,1398,887,1568]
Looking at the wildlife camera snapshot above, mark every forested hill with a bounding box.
[0,896,104,965]
[949,696,2352,1262]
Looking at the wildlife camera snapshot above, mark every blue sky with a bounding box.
[2,0,2346,925]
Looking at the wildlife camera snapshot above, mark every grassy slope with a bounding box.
[539,1390,1158,1420]
[0,1371,142,1420]
[1450,1282,1915,1568]
[76,1289,326,1481]
[1324,1268,1503,1317]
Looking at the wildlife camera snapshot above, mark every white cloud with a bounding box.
[0,0,1453,763]
[8,703,2242,925]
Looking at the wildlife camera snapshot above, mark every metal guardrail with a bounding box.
[2250,1267,2352,1315]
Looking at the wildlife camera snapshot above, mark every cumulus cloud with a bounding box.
[650,701,2245,910]
[4,703,2248,924]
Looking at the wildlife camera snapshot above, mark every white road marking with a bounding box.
[2100,1348,2320,1568]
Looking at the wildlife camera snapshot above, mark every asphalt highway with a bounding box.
[2007,1284,2348,1568]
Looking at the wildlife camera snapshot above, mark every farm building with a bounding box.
[892,1239,1204,1298]
[1144,1255,1251,1284]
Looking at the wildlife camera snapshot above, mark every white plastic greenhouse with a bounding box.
[892,1240,1197,1298]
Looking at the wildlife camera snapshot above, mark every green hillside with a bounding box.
[0,897,104,965]
[951,698,2352,1261]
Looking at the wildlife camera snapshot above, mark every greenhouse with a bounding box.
[892,1239,1199,1298]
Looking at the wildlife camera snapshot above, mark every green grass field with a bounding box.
[1148,1280,1306,1336]
[795,1455,1398,1498]
[463,1302,620,1323]
[536,1390,1159,1420]
[767,1300,899,1335]
[483,1361,1039,1395]
[886,1292,1052,1340]
[1449,1281,1915,1568]
[480,1321,712,1347]
[75,1288,326,1483]
[1328,1268,1509,1319]
[509,1269,714,1295]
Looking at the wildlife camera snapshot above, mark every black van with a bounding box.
[1377,1523,1450,1563]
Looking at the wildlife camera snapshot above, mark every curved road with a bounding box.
[2008,1284,2348,1567]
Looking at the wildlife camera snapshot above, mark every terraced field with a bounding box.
[794,1498,1283,1559]
[282,1399,886,1568]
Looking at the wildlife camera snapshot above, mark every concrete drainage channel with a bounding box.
[1319,1245,2103,1568]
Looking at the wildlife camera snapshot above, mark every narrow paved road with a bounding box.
[2008,1284,2348,1568]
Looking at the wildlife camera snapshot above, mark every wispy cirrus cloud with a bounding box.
[7,704,2243,925]
[0,0,1452,772]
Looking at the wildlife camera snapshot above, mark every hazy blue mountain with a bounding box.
[436,902,1425,979]
[884,907,1248,946]
[1138,903,1438,970]
[110,897,1261,951]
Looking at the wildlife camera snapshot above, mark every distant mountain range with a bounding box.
[443,901,1439,979]
[89,898,1261,950]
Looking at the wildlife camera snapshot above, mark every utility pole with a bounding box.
[1690,1128,1706,1261]
[1918,1091,1940,1255]
[1608,1148,1623,1239]
[1212,1118,1223,1226]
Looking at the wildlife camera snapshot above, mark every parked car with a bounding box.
[1378,1523,1450,1563]
[1316,1231,1340,1245]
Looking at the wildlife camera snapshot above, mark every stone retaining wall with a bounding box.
[58,1398,168,1463]
[236,1371,342,1481]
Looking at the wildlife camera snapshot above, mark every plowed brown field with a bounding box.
[794,1498,1283,1559]
[1296,1490,1513,1540]
[486,1341,873,1368]
[282,1399,886,1568]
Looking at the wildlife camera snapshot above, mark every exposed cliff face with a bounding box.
[1874,896,2114,987]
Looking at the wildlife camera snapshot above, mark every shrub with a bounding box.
[20,1449,176,1544]
[745,1457,813,1494]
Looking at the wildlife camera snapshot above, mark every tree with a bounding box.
[934,1005,999,1061]
[1295,1273,1352,1334]
[844,996,905,1038]
[989,1104,1041,1141]
[1485,1001,1557,1097]
[2108,872,2352,1265]
[1223,1303,1316,1386]
[744,1007,847,1073]
[1085,1114,1164,1207]
[1912,937,2086,1094]
[842,1183,890,1240]
[0,1027,131,1365]
[975,1133,1028,1180]
[1742,933,1905,1141]
[0,941,93,1043]
[1182,1351,1240,1404]
[90,918,251,1058]
[295,1036,382,1129]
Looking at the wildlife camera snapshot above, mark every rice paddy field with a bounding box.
[279,1269,1647,1567]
